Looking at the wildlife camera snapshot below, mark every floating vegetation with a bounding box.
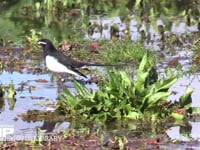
[58,54,194,122]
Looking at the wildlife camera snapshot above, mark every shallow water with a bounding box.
[1,61,200,142]
[0,71,57,137]
[0,70,101,139]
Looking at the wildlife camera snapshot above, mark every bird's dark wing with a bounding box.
[50,51,87,78]
[51,51,85,68]
[53,51,127,68]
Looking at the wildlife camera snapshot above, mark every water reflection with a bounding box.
[0,70,99,139]
[86,15,199,52]
[166,121,200,141]
[0,0,199,44]
[40,121,70,133]
[0,71,58,136]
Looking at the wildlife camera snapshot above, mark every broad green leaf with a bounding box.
[120,71,131,86]
[152,77,177,92]
[80,100,95,107]
[134,0,142,9]
[138,53,147,74]
[8,81,15,99]
[148,92,171,106]
[125,111,141,119]
[171,112,184,120]
[191,107,200,115]
[135,54,150,91]
[74,79,90,96]
[60,88,78,108]
[179,87,193,110]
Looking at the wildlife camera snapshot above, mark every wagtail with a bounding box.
[38,39,115,78]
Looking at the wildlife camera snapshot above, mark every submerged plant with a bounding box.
[58,54,192,122]
[8,81,15,99]
[0,84,4,98]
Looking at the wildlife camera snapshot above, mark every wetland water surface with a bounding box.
[0,63,98,139]
[1,71,58,136]
[1,47,200,143]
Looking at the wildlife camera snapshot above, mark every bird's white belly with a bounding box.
[45,55,79,76]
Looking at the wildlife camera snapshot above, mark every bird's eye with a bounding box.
[38,41,47,45]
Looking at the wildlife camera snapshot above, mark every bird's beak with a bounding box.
[38,41,47,45]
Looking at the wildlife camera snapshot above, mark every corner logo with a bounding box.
[0,125,14,138]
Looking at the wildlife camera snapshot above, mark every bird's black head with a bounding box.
[38,39,56,52]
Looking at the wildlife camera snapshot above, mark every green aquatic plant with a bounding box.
[0,82,16,110]
[192,39,200,51]
[7,81,16,110]
[0,84,4,98]
[58,54,192,122]
[0,62,3,72]
[179,87,193,112]
[98,41,154,64]
[8,81,15,99]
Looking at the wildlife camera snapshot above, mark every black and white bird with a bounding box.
[38,39,107,78]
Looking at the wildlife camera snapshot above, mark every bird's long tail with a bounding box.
[83,62,128,67]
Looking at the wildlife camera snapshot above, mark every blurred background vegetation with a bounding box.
[0,0,199,45]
